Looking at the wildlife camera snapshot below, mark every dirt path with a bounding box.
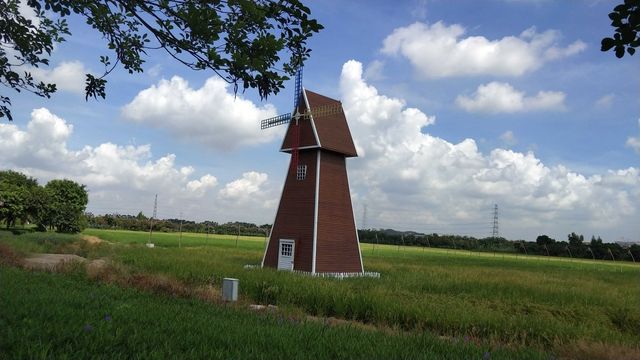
[23,253,106,271]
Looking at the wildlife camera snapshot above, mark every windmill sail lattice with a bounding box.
[290,67,304,169]
[260,103,344,130]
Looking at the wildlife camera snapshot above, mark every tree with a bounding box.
[567,232,584,247]
[0,170,39,228]
[45,179,88,233]
[535,234,555,246]
[601,0,640,58]
[1,0,323,120]
[136,211,146,221]
[29,185,51,231]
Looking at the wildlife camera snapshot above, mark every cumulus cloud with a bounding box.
[29,61,89,94]
[627,119,640,155]
[216,171,279,222]
[0,108,74,172]
[121,76,281,150]
[339,60,639,240]
[187,175,218,195]
[381,22,586,78]
[595,93,614,109]
[500,131,518,146]
[456,81,566,113]
[147,64,163,78]
[364,60,385,81]
[0,108,229,218]
[219,171,268,201]
[410,0,428,19]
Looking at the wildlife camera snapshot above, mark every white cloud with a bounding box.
[29,61,89,94]
[0,108,74,172]
[3,63,639,241]
[595,93,614,109]
[339,60,639,240]
[364,60,385,81]
[456,81,566,113]
[147,64,162,78]
[219,171,268,201]
[627,119,640,155]
[543,40,587,60]
[0,108,226,218]
[381,22,586,78]
[217,172,278,221]
[121,76,281,151]
[411,0,428,19]
[500,131,518,146]
[187,175,218,195]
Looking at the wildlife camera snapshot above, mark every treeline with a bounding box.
[0,170,88,233]
[5,169,636,262]
[358,229,640,263]
[85,212,270,237]
[359,229,515,252]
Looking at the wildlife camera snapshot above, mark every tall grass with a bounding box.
[0,230,80,255]
[0,267,547,359]
[79,229,640,351]
[2,228,639,357]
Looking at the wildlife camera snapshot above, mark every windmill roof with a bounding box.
[280,89,357,157]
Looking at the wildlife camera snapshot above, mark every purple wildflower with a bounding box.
[104,314,112,321]
[483,351,491,360]
[83,324,93,332]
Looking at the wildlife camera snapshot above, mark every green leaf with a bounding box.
[601,37,615,51]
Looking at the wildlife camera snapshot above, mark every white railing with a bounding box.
[243,264,380,279]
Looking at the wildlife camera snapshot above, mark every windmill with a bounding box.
[259,67,364,274]
[260,67,343,169]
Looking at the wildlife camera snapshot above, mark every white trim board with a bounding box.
[303,88,322,148]
[312,149,320,274]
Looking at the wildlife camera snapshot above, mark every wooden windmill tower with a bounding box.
[260,68,363,274]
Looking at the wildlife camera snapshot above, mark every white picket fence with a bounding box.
[243,264,380,279]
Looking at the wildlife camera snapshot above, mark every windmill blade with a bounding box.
[305,103,343,119]
[293,66,303,110]
[261,113,292,129]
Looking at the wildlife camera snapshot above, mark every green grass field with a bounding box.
[2,228,639,359]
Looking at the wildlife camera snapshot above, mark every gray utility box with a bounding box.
[222,278,239,302]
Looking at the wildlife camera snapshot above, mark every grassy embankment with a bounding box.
[1,228,639,359]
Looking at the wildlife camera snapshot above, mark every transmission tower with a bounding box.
[491,204,499,239]
[362,203,367,229]
[178,211,183,248]
[148,194,157,245]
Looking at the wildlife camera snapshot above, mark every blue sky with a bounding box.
[2,0,639,242]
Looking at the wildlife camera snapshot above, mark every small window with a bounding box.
[296,165,307,180]
[281,243,293,257]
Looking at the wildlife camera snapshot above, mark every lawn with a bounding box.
[1,228,639,359]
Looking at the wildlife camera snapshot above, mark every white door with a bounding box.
[277,239,295,271]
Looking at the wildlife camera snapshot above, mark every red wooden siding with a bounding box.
[263,150,318,272]
[280,105,319,151]
[305,91,357,157]
[315,151,362,273]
